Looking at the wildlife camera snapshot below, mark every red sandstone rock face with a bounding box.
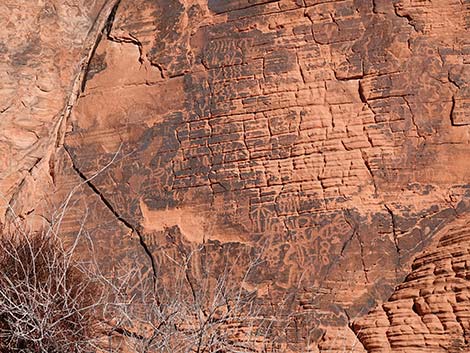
[1,0,470,352]
[355,218,470,352]
[0,0,109,216]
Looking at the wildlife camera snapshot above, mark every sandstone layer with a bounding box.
[1,0,470,352]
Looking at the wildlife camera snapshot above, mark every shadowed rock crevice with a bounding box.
[81,0,123,93]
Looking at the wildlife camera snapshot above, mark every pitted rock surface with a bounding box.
[1,0,470,352]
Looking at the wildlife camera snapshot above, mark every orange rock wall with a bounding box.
[1,0,470,352]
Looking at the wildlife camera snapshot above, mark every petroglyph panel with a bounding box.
[2,0,466,351]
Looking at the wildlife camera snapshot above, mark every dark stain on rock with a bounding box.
[10,38,41,66]
[84,52,107,82]
[208,0,279,14]
[147,0,189,76]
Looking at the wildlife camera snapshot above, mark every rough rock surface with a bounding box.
[0,0,107,216]
[1,0,470,351]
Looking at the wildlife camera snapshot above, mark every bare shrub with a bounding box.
[101,230,280,353]
[0,229,103,353]
[107,275,266,353]
[0,223,326,353]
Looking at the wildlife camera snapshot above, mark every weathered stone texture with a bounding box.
[1,0,470,352]
[355,217,470,352]
[0,0,116,220]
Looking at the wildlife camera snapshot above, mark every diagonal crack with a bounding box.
[63,145,158,288]
[55,0,123,147]
[403,96,425,140]
[384,203,401,278]
[56,0,158,287]
[342,210,370,284]
[80,0,123,93]
[56,0,160,295]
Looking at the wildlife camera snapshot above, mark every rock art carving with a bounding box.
[1,0,470,351]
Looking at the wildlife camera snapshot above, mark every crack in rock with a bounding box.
[63,144,159,287]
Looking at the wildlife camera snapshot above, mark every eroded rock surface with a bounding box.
[0,0,110,216]
[1,0,470,352]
